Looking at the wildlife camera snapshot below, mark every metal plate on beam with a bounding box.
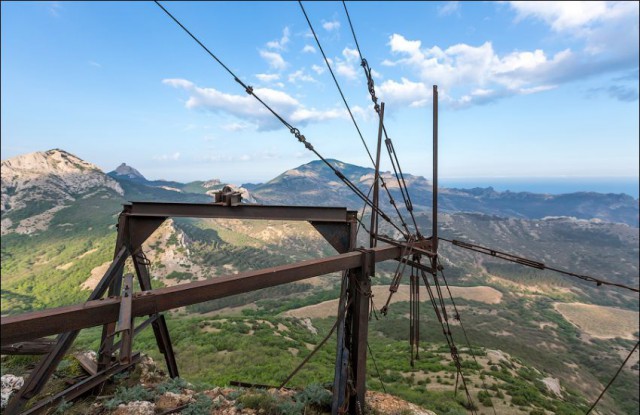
[125,202,350,222]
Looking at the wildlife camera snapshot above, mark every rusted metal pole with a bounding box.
[432,85,438,252]
[370,102,385,248]
[332,216,357,413]
[349,250,373,413]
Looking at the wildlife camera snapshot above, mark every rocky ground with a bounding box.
[1,354,436,415]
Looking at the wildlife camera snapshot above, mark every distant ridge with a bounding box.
[112,163,146,180]
[2,149,638,228]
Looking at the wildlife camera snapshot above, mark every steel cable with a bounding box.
[299,1,412,238]
[342,0,421,235]
[439,237,640,293]
[154,1,408,238]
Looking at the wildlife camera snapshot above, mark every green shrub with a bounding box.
[155,377,190,394]
[183,394,213,415]
[104,385,154,410]
[295,383,332,411]
[238,392,280,414]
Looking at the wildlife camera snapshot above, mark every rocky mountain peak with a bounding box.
[112,163,146,180]
[3,149,101,178]
[1,149,123,235]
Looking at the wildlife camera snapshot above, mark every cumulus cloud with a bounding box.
[508,1,639,56]
[438,1,460,17]
[335,47,361,81]
[311,64,325,75]
[322,20,341,31]
[378,78,432,107]
[222,122,252,132]
[288,69,317,84]
[163,78,347,130]
[259,50,288,71]
[302,45,316,53]
[266,27,290,50]
[374,2,638,109]
[508,1,630,31]
[255,73,281,83]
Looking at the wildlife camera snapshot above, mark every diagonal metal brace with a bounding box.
[116,274,134,364]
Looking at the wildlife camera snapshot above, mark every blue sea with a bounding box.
[439,177,639,199]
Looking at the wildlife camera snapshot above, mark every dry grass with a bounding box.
[554,302,639,340]
[284,285,502,319]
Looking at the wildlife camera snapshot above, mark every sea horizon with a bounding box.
[439,177,639,199]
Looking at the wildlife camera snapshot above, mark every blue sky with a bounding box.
[2,1,638,185]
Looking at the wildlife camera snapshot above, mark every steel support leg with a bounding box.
[133,250,179,378]
[347,250,373,414]
[5,246,128,415]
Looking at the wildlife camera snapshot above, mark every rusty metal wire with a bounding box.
[154,1,408,239]
[440,237,640,293]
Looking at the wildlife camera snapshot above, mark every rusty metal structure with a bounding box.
[4,3,636,415]
[1,197,436,414]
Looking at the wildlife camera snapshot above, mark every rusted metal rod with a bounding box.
[432,85,438,252]
[1,240,431,346]
[370,102,385,248]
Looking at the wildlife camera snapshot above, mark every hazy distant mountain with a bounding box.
[111,162,146,180]
[1,149,638,237]
[250,159,639,227]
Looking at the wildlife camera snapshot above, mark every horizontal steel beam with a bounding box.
[124,201,355,222]
[0,338,56,355]
[1,241,429,346]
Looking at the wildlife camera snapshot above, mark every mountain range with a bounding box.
[2,149,637,237]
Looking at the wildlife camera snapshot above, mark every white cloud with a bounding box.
[255,73,280,83]
[508,1,620,31]
[288,69,317,83]
[342,47,359,60]
[508,1,639,59]
[88,61,102,68]
[380,13,639,109]
[266,27,290,50]
[335,47,360,81]
[336,62,359,80]
[302,45,316,54]
[153,152,181,161]
[259,50,288,71]
[378,78,431,107]
[370,69,383,79]
[322,20,341,31]
[438,1,460,17]
[311,64,325,75]
[221,122,252,132]
[163,78,347,130]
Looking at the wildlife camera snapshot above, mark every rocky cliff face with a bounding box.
[1,149,123,234]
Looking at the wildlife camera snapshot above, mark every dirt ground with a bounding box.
[554,302,639,340]
[284,285,502,319]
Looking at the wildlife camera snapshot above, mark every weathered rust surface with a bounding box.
[1,240,431,346]
[125,201,353,222]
